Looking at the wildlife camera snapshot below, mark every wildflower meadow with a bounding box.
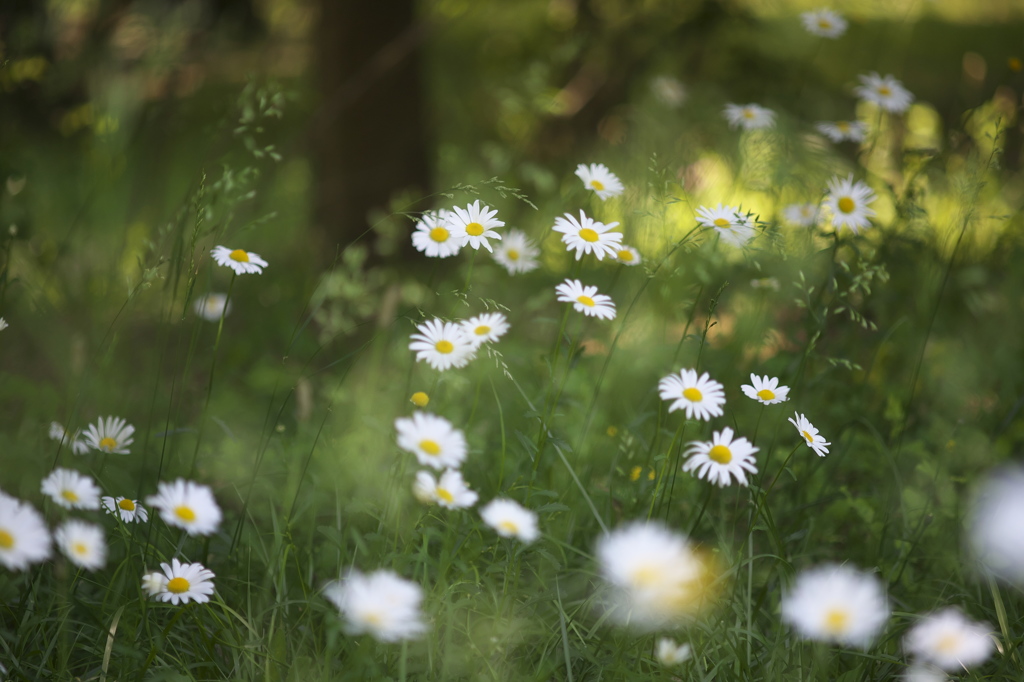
[2,1,1024,680]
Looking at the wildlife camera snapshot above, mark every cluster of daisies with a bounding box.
[49,416,136,455]
[409,312,510,371]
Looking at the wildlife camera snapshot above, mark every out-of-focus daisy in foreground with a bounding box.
[782,203,820,228]
[903,663,947,682]
[446,200,503,252]
[575,163,624,200]
[683,427,759,487]
[741,374,790,405]
[395,412,467,470]
[102,496,149,523]
[823,175,876,234]
[492,229,539,274]
[781,564,890,647]
[141,571,167,596]
[146,479,222,536]
[555,279,617,320]
[41,468,101,510]
[193,293,231,321]
[324,569,427,642]
[408,319,476,371]
[412,469,478,509]
[49,421,90,455]
[801,8,847,38]
[411,209,461,259]
[695,204,756,247]
[210,245,268,275]
[146,558,216,605]
[55,520,106,571]
[553,210,622,261]
[788,412,831,457]
[816,120,867,143]
[0,492,52,570]
[480,498,539,543]
[615,245,642,266]
[460,312,509,348]
[969,466,1024,584]
[723,103,776,130]
[904,608,993,672]
[656,638,692,667]
[854,73,914,114]
[658,369,726,421]
[650,75,687,108]
[83,416,135,454]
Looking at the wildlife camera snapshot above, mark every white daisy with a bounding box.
[193,292,231,321]
[446,200,503,252]
[723,103,776,130]
[41,468,101,510]
[658,369,726,421]
[82,415,135,454]
[683,427,759,487]
[210,245,268,275]
[615,245,642,266]
[412,469,478,509]
[145,479,223,536]
[324,569,427,642]
[854,73,914,114]
[480,498,539,543]
[0,317,7,330]
[460,312,509,348]
[395,412,467,470]
[575,163,625,200]
[782,203,820,228]
[904,608,994,671]
[0,492,52,570]
[815,120,867,143]
[903,664,947,682]
[650,75,687,108]
[101,496,149,523]
[554,279,616,320]
[656,638,692,667]
[781,564,890,647]
[147,558,216,605]
[801,8,848,38]
[552,210,622,261]
[48,421,90,455]
[492,229,540,275]
[740,374,790,405]
[408,318,476,371]
[788,412,831,457]
[411,209,461,258]
[823,175,876,234]
[969,466,1024,583]
[695,204,756,247]
[55,520,106,571]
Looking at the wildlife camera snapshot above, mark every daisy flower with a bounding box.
[412,469,478,509]
[147,558,216,605]
[41,468,101,510]
[480,498,539,543]
[395,412,467,470]
[723,103,776,130]
[658,369,726,421]
[554,279,616,320]
[411,209,461,258]
[650,75,687,108]
[741,374,790,405]
[193,293,231,321]
[904,608,994,671]
[823,174,876,233]
[101,496,149,523]
[145,479,223,536]
[210,245,268,275]
[788,412,830,457]
[615,245,642,266]
[781,564,890,647]
[816,120,867,143]
[801,8,847,38]
[324,569,427,642]
[408,318,476,371]
[782,203,820,228]
[0,317,7,330]
[969,466,1024,583]
[55,520,106,571]
[656,638,692,667]
[460,312,509,348]
[683,427,759,487]
[446,200,503,252]
[552,210,622,261]
[903,664,947,682]
[0,492,52,570]
[854,73,914,114]
[49,421,90,455]
[82,416,135,454]
[575,163,625,200]
[695,204,756,247]
[492,229,539,275]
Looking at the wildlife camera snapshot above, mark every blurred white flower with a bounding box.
[41,468,101,510]
[324,569,427,642]
[658,369,726,421]
[904,608,993,672]
[781,564,889,647]
[193,293,231,321]
[460,312,509,348]
[412,469,478,509]
[816,120,867,143]
[782,203,820,228]
[55,520,106,571]
[49,421,90,455]
[480,498,539,543]
[723,103,775,130]
[656,638,692,666]
[553,210,622,261]
[968,466,1024,583]
[83,416,135,454]
[408,319,476,371]
[683,427,759,487]
[492,229,539,274]
[147,558,216,605]
[615,245,642,266]
[395,412,467,470]
[411,209,461,258]
[823,175,876,234]
[0,490,52,570]
[855,73,914,114]
[695,204,756,247]
[101,496,149,523]
[801,9,847,38]
[650,76,687,108]
[555,279,616,320]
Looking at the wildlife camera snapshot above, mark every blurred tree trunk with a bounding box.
[312,0,430,264]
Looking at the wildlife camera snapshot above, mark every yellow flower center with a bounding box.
[0,530,14,549]
[507,249,520,260]
[363,611,384,625]
[742,109,755,118]
[579,227,599,242]
[935,633,960,653]
[62,490,80,503]
[435,340,454,354]
[837,197,856,213]
[836,121,850,132]
[630,564,664,587]
[683,387,703,402]
[499,520,519,534]
[801,430,814,444]
[99,436,117,450]
[465,222,484,237]
[419,440,442,456]
[229,249,250,263]
[817,19,832,29]
[429,226,449,243]
[576,295,595,307]
[618,250,633,261]
[73,542,88,556]
[436,487,454,503]
[474,325,491,336]
[708,445,732,464]
[590,179,605,191]
[877,86,892,96]
[175,505,196,523]
[757,389,776,401]
[411,391,430,407]
[713,218,730,228]
[118,498,136,511]
[823,607,850,634]
[167,577,190,594]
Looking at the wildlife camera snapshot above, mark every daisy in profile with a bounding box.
[447,200,503,252]
[146,479,222,536]
[210,245,268,275]
[575,163,625,200]
[193,293,231,321]
[324,569,427,642]
[695,204,756,247]
[656,638,692,667]
[823,175,876,234]
[412,469,478,509]
[101,496,149,523]
[411,209,461,258]
[615,245,642,266]
[658,369,726,421]
[782,203,820,228]
[552,210,622,261]
[146,558,216,605]
[741,374,790,405]
[83,416,135,454]
[492,229,539,275]
[55,520,106,571]
[816,120,867,143]
[0,492,52,570]
[49,421,90,455]
[788,412,831,457]
[555,279,616,320]
[854,73,914,114]
[801,8,847,38]
[683,427,759,487]
[408,318,476,371]
[904,608,993,671]
[723,103,776,130]
[480,498,539,543]
[781,564,890,647]
[395,412,467,470]
[41,468,101,510]
[969,466,1024,583]
[460,312,509,348]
